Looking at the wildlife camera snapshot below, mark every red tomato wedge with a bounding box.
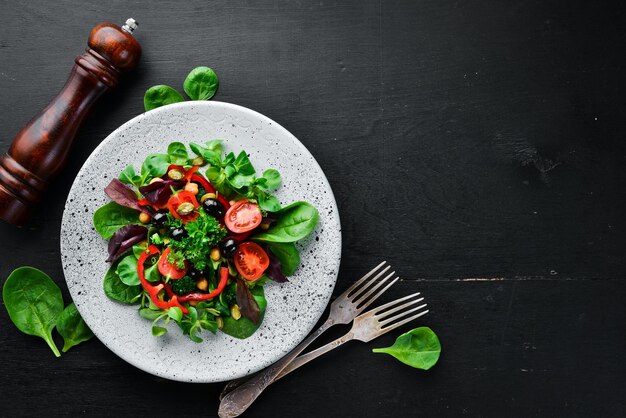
[224,199,262,233]
[167,191,199,223]
[233,242,270,281]
[158,248,188,279]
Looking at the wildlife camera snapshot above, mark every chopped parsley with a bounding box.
[167,208,226,271]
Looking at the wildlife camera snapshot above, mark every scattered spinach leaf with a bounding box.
[144,85,185,111]
[2,267,64,357]
[252,201,319,243]
[56,303,94,353]
[372,327,441,370]
[183,66,219,100]
[93,202,141,239]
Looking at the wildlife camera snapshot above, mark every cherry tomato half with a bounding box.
[224,199,262,233]
[158,248,188,279]
[233,242,270,281]
[167,191,200,223]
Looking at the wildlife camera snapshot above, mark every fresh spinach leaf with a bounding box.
[144,85,185,111]
[183,66,219,100]
[167,142,189,165]
[2,267,64,357]
[116,255,140,286]
[252,201,319,243]
[103,263,142,304]
[221,286,267,339]
[56,303,94,353]
[372,327,441,370]
[267,242,300,276]
[93,202,141,239]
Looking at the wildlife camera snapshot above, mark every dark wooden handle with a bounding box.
[0,20,142,226]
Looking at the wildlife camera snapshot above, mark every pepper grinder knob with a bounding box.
[0,19,142,226]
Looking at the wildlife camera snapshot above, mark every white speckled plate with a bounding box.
[60,101,341,383]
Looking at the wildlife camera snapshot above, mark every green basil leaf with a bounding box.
[2,267,64,357]
[167,142,189,165]
[103,263,142,304]
[183,66,219,100]
[267,242,300,276]
[144,85,185,111]
[115,255,140,286]
[221,286,267,339]
[56,303,94,353]
[372,327,441,370]
[141,153,171,179]
[261,169,282,189]
[252,201,319,242]
[93,202,141,239]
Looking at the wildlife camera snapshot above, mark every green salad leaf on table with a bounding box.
[93,140,319,342]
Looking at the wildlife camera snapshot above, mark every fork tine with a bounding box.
[380,303,428,326]
[343,261,387,296]
[348,265,391,300]
[369,291,421,315]
[358,273,400,312]
[380,308,429,333]
[354,273,398,310]
[376,296,425,321]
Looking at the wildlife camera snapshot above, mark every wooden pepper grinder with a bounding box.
[0,18,142,226]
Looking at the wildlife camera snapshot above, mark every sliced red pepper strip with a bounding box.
[178,267,229,302]
[190,174,231,209]
[137,245,189,314]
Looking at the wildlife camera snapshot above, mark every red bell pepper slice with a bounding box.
[137,245,188,314]
[190,174,231,210]
[167,190,200,223]
[178,267,229,302]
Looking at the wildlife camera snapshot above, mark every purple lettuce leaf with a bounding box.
[106,224,148,262]
[104,179,143,211]
[236,278,261,324]
[262,245,289,283]
[138,180,185,207]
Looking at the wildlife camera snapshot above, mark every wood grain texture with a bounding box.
[1,0,625,417]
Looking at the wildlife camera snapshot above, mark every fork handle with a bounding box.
[274,331,354,381]
[218,318,335,418]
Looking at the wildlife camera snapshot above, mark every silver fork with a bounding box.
[274,292,428,381]
[218,261,399,418]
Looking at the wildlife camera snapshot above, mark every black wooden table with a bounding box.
[1,1,624,417]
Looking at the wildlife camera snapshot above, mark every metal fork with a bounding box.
[218,261,399,418]
[274,292,428,381]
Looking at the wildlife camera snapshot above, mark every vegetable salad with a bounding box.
[93,140,318,342]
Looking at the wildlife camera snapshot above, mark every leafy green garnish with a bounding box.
[170,276,197,295]
[252,201,319,242]
[167,142,190,165]
[144,85,185,111]
[93,202,141,239]
[168,208,227,271]
[56,303,94,353]
[372,327,441,370]
[183,66,219,100]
